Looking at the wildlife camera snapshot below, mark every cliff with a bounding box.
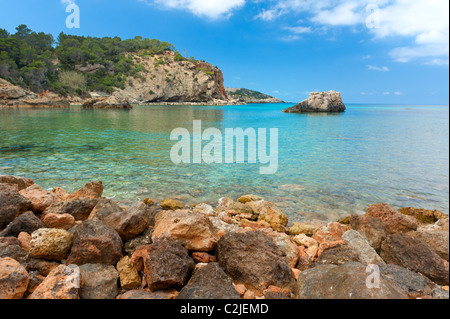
[225,88,284,104]
[283,91,346,113]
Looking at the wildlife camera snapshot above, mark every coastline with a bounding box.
[0,175,449,300]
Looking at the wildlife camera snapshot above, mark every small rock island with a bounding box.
[283,91,346,113]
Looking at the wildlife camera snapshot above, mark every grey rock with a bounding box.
[283,91,346,113]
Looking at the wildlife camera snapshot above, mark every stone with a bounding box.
[0,184,31,229]
[378,264,436,299]
[0,237,29,264]
[314,244,360,266]
[0,211,45,238]
[131,238,195,291]
[117,256,141,290]
[79,263,119,299]
[399,207,442,224]
[297,246,318,270]
[264,230,300,268]
[238,194,264,204]
[437,218,449,231]
[210,216,242,235]
[66,181,103,201]
[381,233,449,285]
[0,257,29,299]
[296,262,408,299]
[29,228,73,261]
[160,198,184,210]
[29,264,80,299]
[234,284,247,297]
[217,231,295,294]
[25,258,60,276]
[193,203,216,216]
[366,203,418,234]
[88,198,123,221]
[342,230,385,265]
[27,271,45,294]
[246,200,288,232]
[283,91,346,113]
[51,187,69,200]
[216,197,254,216]
[43,213,75,230]
[82,96,132,109]
[116,289,179,299]
[18,232,31,251]
[124,227,153,256]
[19,184,59,213]
[354,216,387,252]
[152,210,219,251]
[192,252,217,264]
[313,222,349,245]
[292,234,318,248]
[263,286,292,299]
[410,229,449,261]
[0,175,34,191]
[66,220,123,266]
[42,198,99,221]
[433,287,450,299]
[288,223,318,237]
[177,263,240,299]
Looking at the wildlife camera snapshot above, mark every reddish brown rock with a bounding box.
[0,175,34,191]
[381,233,449,285]
[66,220,123,266]
[366,203,418,234]
[297,245,318,270]
[0,237,30,264]
[29,264,80,299]
[263,286,292,299]
[42,198,99,221]
[43,213,75,230]
[410,229,449,261]
[0,257,29,299]
[264,230,300,268]
[0,184,31,229]
[131,238,195,291]
[314,244,360,266]
[0,211,45,238]
[354,216,387,252]
[66,181,103,201]
[116,289,179,299]
[79,263,119,299]
[152,210,219,251]
[18,232,31,251]
[19,184,60,213]
[192,252,217,264]
[313,222,350,245]
[51,187,69,200]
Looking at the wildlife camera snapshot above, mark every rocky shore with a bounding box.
[283,91,346,113]
[0,175,448,300]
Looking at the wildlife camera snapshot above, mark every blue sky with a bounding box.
[0,0,449,104]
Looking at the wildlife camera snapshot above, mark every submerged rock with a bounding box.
[283,91,346,113]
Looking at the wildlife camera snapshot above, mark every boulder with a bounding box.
[42,213,75,230]
[160,198,184,210]
[0,237,30,264]
[399,207,444,224]
[410,229,449,261]
[283,91,346,113]
[353,216,387,252]
[117,256,142,290]
[192,203,216,217]
[88,198,123,221]
[245,200,288,232]
[66,220,123,266]
[297,245,318,270]
[0,184,31,229]
[29,264,80,299]
[152,210,219,251]
[238,194,264,204]
[19,184,59,213]
[131,238,195,291]
[177,263,240,299]
[82,96,132,110]
[29,228,73,261]
[381,233,449,285]
[342,230,385,265]
[79,263,119,299]
[124,227,153,256]
[263,230,300,268]
[296,262,408,299]
[0,211,45,238]
[288,223,318,237]
[65,181,103,201]
[217,231,295,294]
[366,203,418,234]
[314,244,360,266]
[0,175,34,191]
[42,198,99,221]
[18,232,31,251]
[0,257,29,299]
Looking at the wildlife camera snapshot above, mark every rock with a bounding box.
[216,197,255,216]
[192,252,217,264]
[354,216,387,252]
[124,227,153,256]
[314,244,360,266]
[152,210,219,251]
[217,231,295,294]
[0,184,31,229]
[381,233,449,285]
[29,264,80,299]
[43,213,75,230]
[25,258,60,276]
[117,256,142,290]
[288,223,318,237]
[27,271,45,294]
[66,181,103,201]
[238,194,264,204]
[18,232,31,251]
[245,200,288,232]
[79,264,119,299]
[263,286,292,299]
[313,222,349,244]
[410,229,449,261]
[82,96,132,110]
[437,218,449,231]
[116,289,179,299]
[292,234,318,248]
[283,91,346,113]
[19,184,59,213]
[193,203,216,216]
[378,264,436,299]
[51,187,69,200]
[297,245,318,270]
[66,220,123,266]
[342,230,385,265]
[366,203,418,234]
[90,200,149,241]
[131,238,195,291]
[176,263,240,299]
[263,230,300,268]
[160,198,184,210]
[234,284,247,297]
[399,207,443,224]
[29,228,73,261]
[433,287,450,299]
[42,198,99,221]
[0,211,45,238]
[0,237,29,264]
[0,257,29,299]
[0,175,34,191]
[296,262,407,299]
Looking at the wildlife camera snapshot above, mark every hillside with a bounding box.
[225,88,284,104]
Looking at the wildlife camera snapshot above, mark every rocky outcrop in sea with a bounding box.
[283,90,346,113]
[0,175,448,299]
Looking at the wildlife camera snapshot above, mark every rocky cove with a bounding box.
[0,175,449,300]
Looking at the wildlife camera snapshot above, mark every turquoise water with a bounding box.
[0,104,448,222]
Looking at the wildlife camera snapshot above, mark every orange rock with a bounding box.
[19,184,60,213]
[29,264,80,299]
[313,222,349,245]
[234,284,247,297]
[66,181,103,201]
[51,187,69,200]
[192,252,217,263]
[43,213,75,230]
[18,232,31,251]
[291,268,301,280]
[0,257,29,299]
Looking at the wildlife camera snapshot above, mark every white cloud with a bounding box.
[283,26,312,34]
[394,91,403,95]
[367,65,389,72]
[142,0,245,19]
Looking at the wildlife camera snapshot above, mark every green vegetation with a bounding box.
[0,25,175,95]
[227,88,274,100]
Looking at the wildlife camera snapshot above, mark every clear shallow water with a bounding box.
[0,104,448,223]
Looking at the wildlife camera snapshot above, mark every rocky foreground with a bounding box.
[0,175,448,300]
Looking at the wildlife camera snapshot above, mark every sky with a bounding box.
[0,0,449,104]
